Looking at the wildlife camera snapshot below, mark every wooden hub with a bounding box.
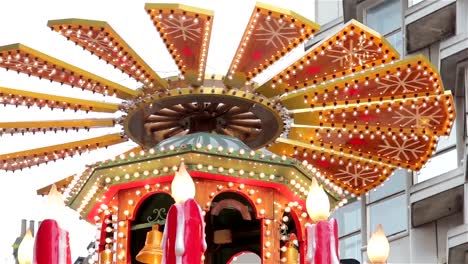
[124,86,284,149]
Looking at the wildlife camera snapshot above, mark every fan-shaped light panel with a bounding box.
[269,138,394,195]
[0,118,115,136]
[0,3,455,198]
[48,18,168,90]
[224,2,319,88]
[0,133,126,171]
[0,86,119,112]
[145,3,213,85]
[0,44,137,99]
[257,20,400,97]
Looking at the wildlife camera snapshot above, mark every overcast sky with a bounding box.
[0,0,315,262]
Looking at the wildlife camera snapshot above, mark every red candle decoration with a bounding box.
[34,219,71,264]
[161,163,207,264]
[305,219,339,264]
[304,178,340,264]
[34,184,71,264]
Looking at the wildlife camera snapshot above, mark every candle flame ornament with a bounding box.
[367,224,390,264]
[306,178,330,222]
[171,162,196,203]
[18,229,34,264]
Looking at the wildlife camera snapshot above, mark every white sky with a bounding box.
[0,0,315,262]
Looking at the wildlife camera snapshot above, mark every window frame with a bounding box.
[366,191,409,239]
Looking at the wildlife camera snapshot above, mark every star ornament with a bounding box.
[0,3,455,196]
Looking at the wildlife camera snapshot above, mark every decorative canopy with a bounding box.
[1,3,454,197]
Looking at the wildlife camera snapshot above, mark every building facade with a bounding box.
[311,0,468,263]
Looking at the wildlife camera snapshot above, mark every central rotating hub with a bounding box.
[123,82,284,149]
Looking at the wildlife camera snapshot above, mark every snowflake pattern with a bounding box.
[376,72,428,94]
[326,37,380,68]
[377,138,425,160]
[161,15,201,41]
[255,19,299,48]
[393,105,443,128]
[67,30,111,54]
[335,165,380,187]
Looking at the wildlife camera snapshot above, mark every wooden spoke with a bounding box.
[145,121,181,131]
[0,86,119,113]
[48,18,168,90]
[146,115,180,122]
[224,2,319,88]
[225,112,257,120]
[145,3,214,86]
[0,118,115,135]
[257,20,400,97]
[0,133,126,171]
[0,44,137,99]
[229,119,262,129]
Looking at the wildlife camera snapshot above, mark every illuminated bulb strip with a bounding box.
[256,19,400,97]
[48,18,168,89]
[281,55,444,109]
[0,86,119,113]
[0,133,126,171]
[291,92,455,136]
[145,3,213,84]
[0,43,137,99]
[225,3,319,86]
[0,118,115,136]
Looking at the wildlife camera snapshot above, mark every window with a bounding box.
[331,201,361,261]
[331,201,361,237]
[385,30,403,55]
[436,122,457,151]
[416,149,458,182]
[369,194,407,236]
[315,0,343,25]
[366,0,401,35]
[369,169,406,203]
[339,233,361,261]
[415,122,458,183]
[408,0,425,7]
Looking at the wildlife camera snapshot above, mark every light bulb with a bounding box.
[306,178,330,222]
[367,224,390,264]
[171,162,195,203]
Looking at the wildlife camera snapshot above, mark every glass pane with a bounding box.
[369,169,406,203]
[316,0,343,25]
[385,30,403,55]
[339,233,362,262]
[369,194,407,236]
[409,0,425,7]
[366,0,401,35]
[416,148,458,183]
[436,122,456,151]
[331,201,361,237]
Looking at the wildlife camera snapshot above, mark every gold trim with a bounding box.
[0,86,119,113]
[0,133,125,160]
[0,43,138,99]
[48,18,168,89]
[0,118,114,130]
